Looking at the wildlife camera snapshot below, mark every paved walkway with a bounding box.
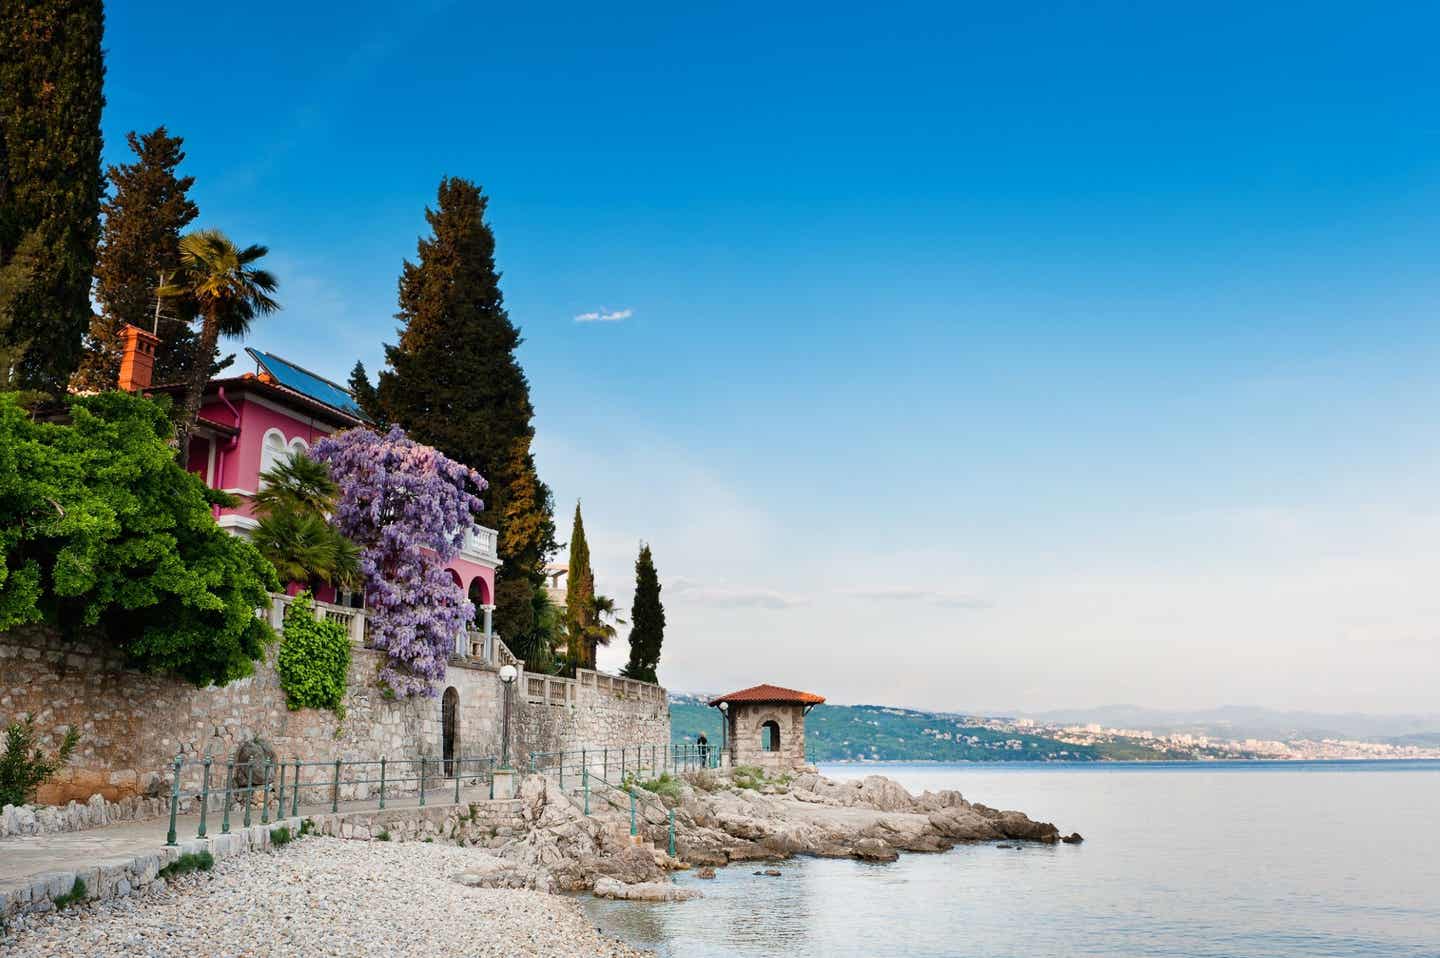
[0,784,498,886]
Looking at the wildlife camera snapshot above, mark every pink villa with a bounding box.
[120,325,501,655]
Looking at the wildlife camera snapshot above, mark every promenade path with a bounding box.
[0,784,496,889]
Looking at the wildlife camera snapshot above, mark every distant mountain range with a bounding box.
[668,693,1440,761]
[1015,705,1440,744]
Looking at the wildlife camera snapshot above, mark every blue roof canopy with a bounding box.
[246,348,365,419]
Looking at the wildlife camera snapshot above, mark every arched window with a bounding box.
[442,687,460,777]
[258,429,289,488]
[288,436,310,458]
[761,720,781,752]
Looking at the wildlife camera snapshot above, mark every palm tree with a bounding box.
[162,229,279,455]
[584,594,627,670]
[251,452,359,593]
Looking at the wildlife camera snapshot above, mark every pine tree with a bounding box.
[347,361,386,427]
[376,177,556,640]
[72,127,200,391]
[0,0,106,393]
[622,543,665,684]
[563,501,596,671]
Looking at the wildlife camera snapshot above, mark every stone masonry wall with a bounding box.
[0,623,669,808]
[729,703,809,771]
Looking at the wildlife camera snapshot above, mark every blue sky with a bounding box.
[105,1,1440,713]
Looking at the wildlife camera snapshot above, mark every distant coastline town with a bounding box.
[669,696,1440,763]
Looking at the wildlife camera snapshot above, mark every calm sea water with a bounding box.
[583,760,1440,957]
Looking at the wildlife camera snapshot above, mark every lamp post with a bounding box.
[499,664,517,769]
[718,701,729,767]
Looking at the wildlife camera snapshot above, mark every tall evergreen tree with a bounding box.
[72,127,200,391]
[622,543,665,684]
[376,177,556,641]
[0,0,106,393]
[346,361,386,427]
[564,501,596,671]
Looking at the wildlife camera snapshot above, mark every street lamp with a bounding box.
[499,664,517,769]
[718,701,729,766]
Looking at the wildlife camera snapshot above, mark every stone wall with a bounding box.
[0,622,669,807]
[727,703,809,771]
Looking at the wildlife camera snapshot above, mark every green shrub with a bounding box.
[53,877,87,909]
[636,772,683,803]
[0,392,280,687]
[376,829,391,841]
[0,715,80,807]
[276,593,350,716]
[299,818,316,837]
[158,850,214,880]
[270,825,292,846]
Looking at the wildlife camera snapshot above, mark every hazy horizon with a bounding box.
[109,1,1440,713]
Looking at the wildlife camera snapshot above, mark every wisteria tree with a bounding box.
[313,426,487,697]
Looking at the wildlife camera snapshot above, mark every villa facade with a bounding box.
[121,328,501,648]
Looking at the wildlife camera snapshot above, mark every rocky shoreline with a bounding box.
[1,769,1073,953]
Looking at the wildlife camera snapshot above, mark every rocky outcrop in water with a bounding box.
[452,768,1064,895]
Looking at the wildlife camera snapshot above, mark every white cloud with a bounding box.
[574,307,634,323]
[667,577,810,610]
[852,586,993,610]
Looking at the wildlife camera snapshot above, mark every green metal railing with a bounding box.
[164,753,497,846]
[578,765,678,858]
[526,743,718,789]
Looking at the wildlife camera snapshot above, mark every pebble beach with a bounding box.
[0,838,651,958]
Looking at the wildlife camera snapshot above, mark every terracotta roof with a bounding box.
[708,684,826,706]
[147,374,363,430]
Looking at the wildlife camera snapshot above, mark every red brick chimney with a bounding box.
[117,324,161,392]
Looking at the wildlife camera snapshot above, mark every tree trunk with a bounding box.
[173,311,220,462]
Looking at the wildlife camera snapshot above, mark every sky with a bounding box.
[104,1,1440,714]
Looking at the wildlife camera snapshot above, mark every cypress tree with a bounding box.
[346,361,386,427]
[72,127,200,391]
[377,177,556,640]
[563,501,595,671]
[622,543,665,684]
[0,0,106,393]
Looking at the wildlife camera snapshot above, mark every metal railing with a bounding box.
[527,743,718,790]
[578,766,678,856]
[163,752,498,846]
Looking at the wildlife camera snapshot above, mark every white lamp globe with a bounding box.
[499,664,517,684]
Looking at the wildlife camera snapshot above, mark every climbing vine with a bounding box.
[276,593,350,715]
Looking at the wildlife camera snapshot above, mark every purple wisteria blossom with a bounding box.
[313,426,487,697]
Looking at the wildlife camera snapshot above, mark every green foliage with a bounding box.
[634,772,683,803]
[0,391,280,686]
[157,850,214,879]
[53,876,87,909]
[276,593,350,715]
[376,829,391,842]
[160,229,279,458]
[0,715,80,807]
[621,544,664,684]
[727,766,792,791]
[346,361,386,428]
[298,818,316,837]
[269,825,292,846]
[73,127,201,392]
[563,502,595,671]
[375,178,556,643]
[251,453,358,590]
[509,582,564,674]
[0,0,106,393]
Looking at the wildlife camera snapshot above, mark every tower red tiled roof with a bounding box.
[708,684,825,706]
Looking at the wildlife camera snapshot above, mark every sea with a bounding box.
[582,760,1440,957]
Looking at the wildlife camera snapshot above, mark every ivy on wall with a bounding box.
[276,593,350,716]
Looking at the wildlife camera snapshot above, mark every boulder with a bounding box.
[592,877,702,901]
[695,867,717,879]
[853,838,899,862]
[595,843,664,884]
[1062,832,1085,844]
[231,739,277,791]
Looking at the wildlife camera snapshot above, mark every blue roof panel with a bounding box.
[246,348,364,418]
